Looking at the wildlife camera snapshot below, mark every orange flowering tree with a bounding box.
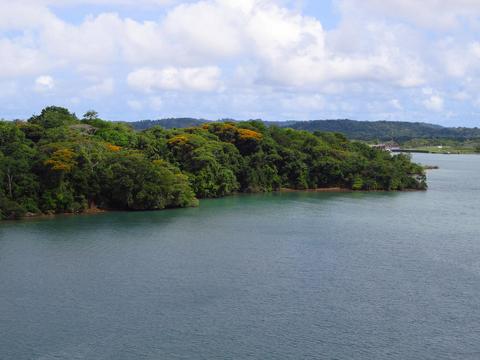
[44,148,76,172]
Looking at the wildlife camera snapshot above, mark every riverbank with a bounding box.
[4,185,430,222]
[9,206,109,221]
[279,187,352,193]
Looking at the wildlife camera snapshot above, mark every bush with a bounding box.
[0,198,27,219]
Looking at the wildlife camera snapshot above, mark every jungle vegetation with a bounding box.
[131,118,480,147]
[0,106,426,219]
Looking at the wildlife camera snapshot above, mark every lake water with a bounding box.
[1,154,480,359]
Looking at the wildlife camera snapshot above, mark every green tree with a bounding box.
[83,110,99,121]
[29,106,78,129]
[98,152,197,210]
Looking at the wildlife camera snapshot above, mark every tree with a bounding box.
[98,152,197,210]
[29,106,78,129]
[83,110,99,121]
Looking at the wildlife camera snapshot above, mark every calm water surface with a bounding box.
[1,154,480,359]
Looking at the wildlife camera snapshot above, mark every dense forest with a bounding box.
[131,118,480,144]
[0,107,426,220]
[132,118,209,131]
[285,120,480,143]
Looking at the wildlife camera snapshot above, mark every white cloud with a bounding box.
[281,94,325,111]
[41,13,123,70]
[0,39,47,78]
[83,78,114,98]
[1,0,176,7]
[127,66,222,92]
[0,0,431,89]
[471,42,480,58]
[390,99,402,110]
[243,1,427,89]
[161,1,246,60]
[423,95,444,112]
[34,75,55,92]
[1,0,480,123]
[422,88,433,95]
[0,2,57,30]
[341,0,480,29]
[436,39,480,78]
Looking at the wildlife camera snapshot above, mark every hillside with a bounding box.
[130,118,480,143]
[285,120,480,142]
[130,118,209,130]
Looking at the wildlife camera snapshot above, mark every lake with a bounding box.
[1,154,480,359]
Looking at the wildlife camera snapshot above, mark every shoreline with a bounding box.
[4,186,427,222]
[279,187,352,193]
[12,206,109,221]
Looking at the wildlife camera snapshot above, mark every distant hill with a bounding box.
[129,118,293,131]
[285,120,480,142]
[128,118,480,142]
[130,118,210,131]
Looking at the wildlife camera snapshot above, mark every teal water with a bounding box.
[1,154,480,359]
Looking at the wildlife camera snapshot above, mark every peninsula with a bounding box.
[0,107,427,220]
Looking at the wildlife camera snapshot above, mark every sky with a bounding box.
[1,0,480,126]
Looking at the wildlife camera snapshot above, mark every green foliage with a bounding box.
[131,118,209,131]
[0,107,427,219]
[165,130,241,197]
[0,196,27,219]
[98,152,197,210]
[129,118,480,145]
[278,120,480,143]
[83,110,99,121]
[85,121,138,147]
[29,106,78,129]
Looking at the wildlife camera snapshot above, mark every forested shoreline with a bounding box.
[0,107,426,220]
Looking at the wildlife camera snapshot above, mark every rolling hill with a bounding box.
[129,118,480,143]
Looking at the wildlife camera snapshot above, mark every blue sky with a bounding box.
[1,0,480,126]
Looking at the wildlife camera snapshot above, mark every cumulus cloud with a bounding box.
[0,2,57,30]
[340,0,480,29]
[83,78,115,98]
[0,0,432,88]
[127,66,222,92]
[390,99,403,110]
[0,39,47,78]
[161,1,246,60]
[1,0,176,7]
[423,95,444,112]
[34,75,55,92]
[281,94,326,111]
[0,0,480,123]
